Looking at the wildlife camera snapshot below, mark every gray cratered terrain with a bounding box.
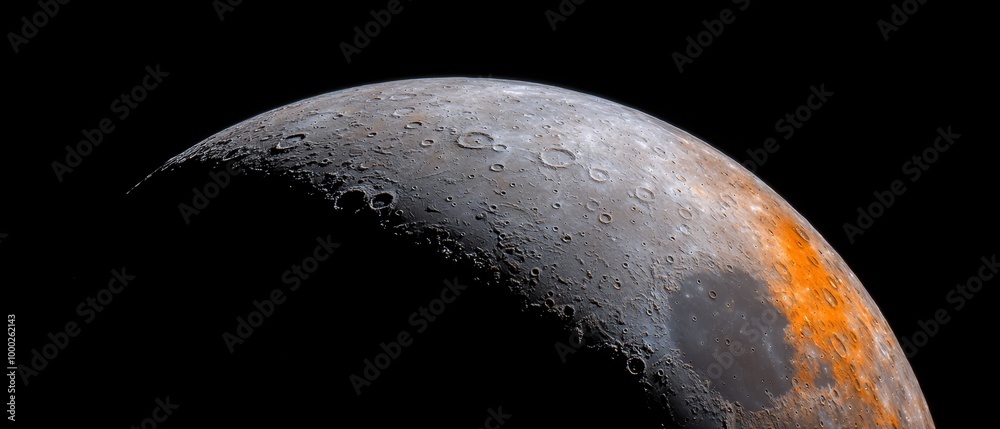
[134,78,934,428]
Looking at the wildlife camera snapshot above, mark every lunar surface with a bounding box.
[133,78,934,428]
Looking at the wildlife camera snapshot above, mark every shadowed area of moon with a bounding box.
[128,78,935,428]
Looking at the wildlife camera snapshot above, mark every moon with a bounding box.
[133,78,934,428]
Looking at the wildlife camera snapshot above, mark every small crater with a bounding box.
[830,334,848,358]
[392,107,415,117]
[793,226,810,242]
[773,262,793,284]
[589,167,610,182]
[458,131,494,149]
[807,255,821,267]
[370,193,394,209]
[539,147,576,168]
[635,187,655,202]
[626,357,646,375]
[823,288,839,308]
[335,189,368,212]
[678,224,690,235]
[273,134,305,151]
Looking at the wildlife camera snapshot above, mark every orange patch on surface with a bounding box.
[767,215,901,428]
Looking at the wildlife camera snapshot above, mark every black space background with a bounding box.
[1,0,994,427]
